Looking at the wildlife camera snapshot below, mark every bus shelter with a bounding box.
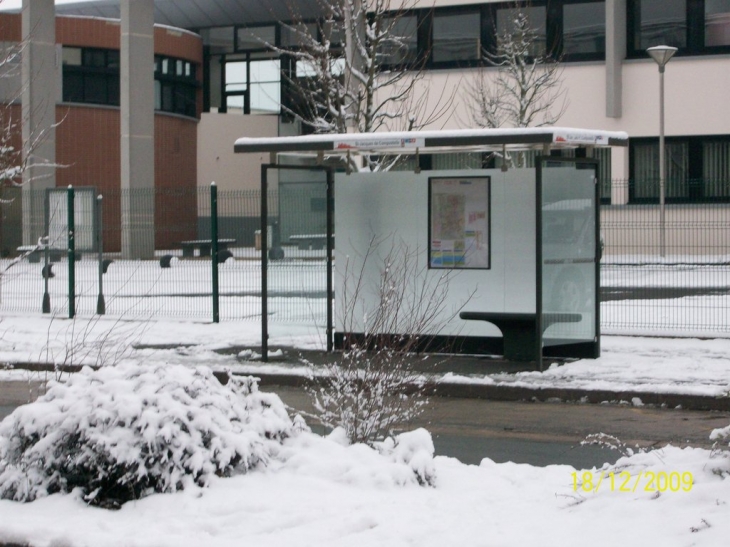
[234,127,628,369]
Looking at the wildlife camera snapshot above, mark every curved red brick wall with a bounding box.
[0,13,202,252]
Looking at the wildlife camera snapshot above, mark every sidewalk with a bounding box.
[0,313,729,410]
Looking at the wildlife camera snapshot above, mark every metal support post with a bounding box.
[96,194,105,315]
[67,185,75,319]
[211,181,220,323]
[261,165,269,362]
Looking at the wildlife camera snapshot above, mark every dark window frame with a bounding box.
[62,46,120,106]
[155,54,199,118]
[62,47,199,118]
[628,134,730,203]
[627,0,730,58]
[557,0,608,61]
[430,7,483,67]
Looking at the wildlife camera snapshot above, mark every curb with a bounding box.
[5,363,729,412]
[245,372,730,412]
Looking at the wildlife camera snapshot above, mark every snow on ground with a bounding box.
[1,313,730,545]
[1,312,729,397]
[0,432,728,547]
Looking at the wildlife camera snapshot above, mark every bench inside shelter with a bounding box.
[459,311,582,362]
[180,239,235,257]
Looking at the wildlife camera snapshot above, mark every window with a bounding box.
[630,136,730,202]
[496,5,547,57]
[632,0,687,50]
[632,140,689,200]
[209,3,613,114]
[237,26,276,50]
[249,59,281,113]
[62,47,82,66]
[706,0,730,46]
[378,15,419,65]
[432,11,481,63]
[703,140,730,197]
[155,54,199,117]
[62,47,120,106]
[628,0,730,56]
[280,22,318,48]
[201,27,234,54]
[562,1,606,56]
[222,56,280,114]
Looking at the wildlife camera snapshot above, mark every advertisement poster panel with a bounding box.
[429,177,490,269]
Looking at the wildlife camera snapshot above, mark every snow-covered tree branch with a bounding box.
[266,0,451,171]
[464,9,568,166]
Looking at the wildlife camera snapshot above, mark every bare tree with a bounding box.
[306,235,471,445]
[0,32,62,268]
[464,8,567,165]
[267,0,451,171]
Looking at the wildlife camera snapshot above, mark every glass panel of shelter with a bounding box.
[540,159,598,349]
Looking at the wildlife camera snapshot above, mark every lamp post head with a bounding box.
[647,45,678,72]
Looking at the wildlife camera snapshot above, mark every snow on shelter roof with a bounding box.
[234,127,629,155]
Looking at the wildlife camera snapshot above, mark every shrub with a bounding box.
[309,236,469,446]
[710,424,730,450]
[0,364,296,508]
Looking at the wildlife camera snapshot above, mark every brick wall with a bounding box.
[0,13,202,253]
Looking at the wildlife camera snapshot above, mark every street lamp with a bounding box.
[647,45,677,258]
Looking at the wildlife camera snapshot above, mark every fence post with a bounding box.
[96,194,105,315]
[67,185,75,319]
[326,168,334,353]
[261,165,269,362]
[211,182,219,323]
[42,191,50,313]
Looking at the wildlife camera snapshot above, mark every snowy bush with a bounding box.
[710,424,730,449]
[376,428,436,486]
[309,347,430,447]
[0,364,297,508]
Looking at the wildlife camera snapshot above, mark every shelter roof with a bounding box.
[234,127,629,156]
[34,0,325,29]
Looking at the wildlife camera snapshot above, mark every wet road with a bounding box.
[2,381,727,470]
[271,386,729,469]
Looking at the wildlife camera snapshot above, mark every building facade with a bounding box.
[0,11,202,253]
[3,0,728,254]
[183,0,730,205]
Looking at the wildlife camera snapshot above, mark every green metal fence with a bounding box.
[1,181,729,336]
[600,179,730,334]
[1,184,329,326]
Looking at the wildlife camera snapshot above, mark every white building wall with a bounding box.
[404,54,730,181]
[197,112,279,196]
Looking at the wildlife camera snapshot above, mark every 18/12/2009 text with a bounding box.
[571,471,693,493]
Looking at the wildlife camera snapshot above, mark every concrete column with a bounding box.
[21,0,56,246]
[611,147,630,205]
[121,0,155,259]
[605,0,626,119]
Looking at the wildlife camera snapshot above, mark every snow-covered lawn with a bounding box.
[1,313,729,546]
[0,420,729,546]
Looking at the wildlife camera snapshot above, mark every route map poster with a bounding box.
[429,177,490,269]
